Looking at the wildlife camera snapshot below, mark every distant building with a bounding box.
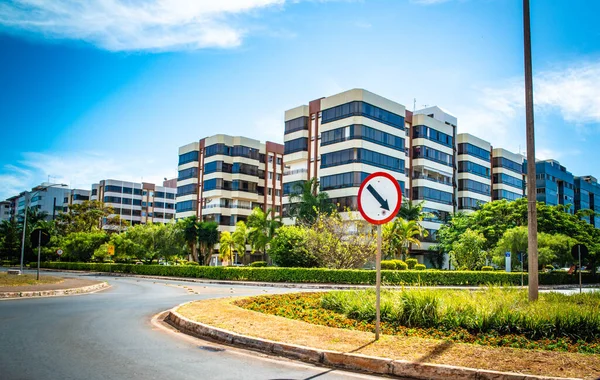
[176,135,284,232]
[574,175,600,227]
[456,133,492,212]
[492,148,525,201]
[8,183,86,221]
[91,179,176,226]
[0,201,11,222]
[535,159,575,213]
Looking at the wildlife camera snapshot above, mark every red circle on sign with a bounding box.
[357,171,402,225]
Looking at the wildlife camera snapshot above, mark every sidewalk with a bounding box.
[0,277,109,299]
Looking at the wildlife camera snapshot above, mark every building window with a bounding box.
[458,179,491,196]
[284,138,308,155]
[493,157,522,173]
[177,184,198,196]
[493,189,523,201]
[321,101,404,129]
[412,146,453,167]
[412,187,453,205]
[105,185,122,193]
[493,173,524,189]
[276,157,282,165]
[283,180,304,196]
[178,167,198,181]
[179,151,199,165]
[321,124,404,150]
[285,116,309,134]
[458,197,486,210]
[176,200,197,213]
[457,161,491,179]
[321,172,369,191]
[321,148,405,173]
[413,125,453,148]
[458,143,490,161]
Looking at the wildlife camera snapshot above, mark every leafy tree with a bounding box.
[0,220,21,260]
[55,200,124,235]
[450,228,487,270]
[247,207,282,262]
[288,178,335,225]
[219,231,235,265]
[231,221,248,263]
[197,221,219,265]
[116,223,186,264]
[382,218,425,260]
[492,226,528,269]
[305,211,376,269]
[268,225,318,267]
[180,216,199,262]
[62,231,109,262]
[398,200,428,221]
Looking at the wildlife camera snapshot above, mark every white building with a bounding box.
[492,148,525,201]
[91,179,176,226]
[176,135,284,233]
[456,133,492,212]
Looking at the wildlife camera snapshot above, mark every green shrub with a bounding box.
[545,265,554,270]
[392,260,408,270]
[381,260,396,270]
[414,264,426,271]
[186,261,200,266]
[481,266,494,271]
[36,262,600,286]
[268,226,318,268]
[250,261,268,267]
[405,258,418,269]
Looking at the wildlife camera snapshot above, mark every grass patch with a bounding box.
[0,272,63,287]
[235,289,600,354]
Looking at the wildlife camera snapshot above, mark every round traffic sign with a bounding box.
[56,249,63,256]
[357,172,402,225]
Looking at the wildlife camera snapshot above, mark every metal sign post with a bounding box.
[37,232,41,281]
[571,244,588,294]
[579,245,582,294]
[357,172,402,340]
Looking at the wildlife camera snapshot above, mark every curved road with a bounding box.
[0,271,385,380]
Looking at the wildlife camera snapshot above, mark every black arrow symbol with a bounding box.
[367,184,389,211]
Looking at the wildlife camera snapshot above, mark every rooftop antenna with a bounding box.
[413,98,416,113]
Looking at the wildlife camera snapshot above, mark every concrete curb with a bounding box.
[165,306,580,380]
[37,268,600,291]
[0,281,110,299]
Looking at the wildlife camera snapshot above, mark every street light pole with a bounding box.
[523,0,539,301]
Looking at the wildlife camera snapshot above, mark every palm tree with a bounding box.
[232,221,250,264]
[218,231,235,265]
[288,178,335,225]
[247,207,282,262]
[398,200,428,221]
[180,216,199,262]
[383,218,425,260]
[197,221,219,265]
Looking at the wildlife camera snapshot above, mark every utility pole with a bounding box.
[523,0,538,301]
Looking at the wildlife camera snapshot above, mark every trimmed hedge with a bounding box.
[250,261,268,267]
[38,262,600,286]
[481,266,494,271]
[414,264,426,271]
[405,258,418,269]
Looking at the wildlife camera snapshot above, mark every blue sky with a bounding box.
[0,0,599,200]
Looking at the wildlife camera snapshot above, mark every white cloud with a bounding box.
[454,60,600,154]
[0,0,289,51]
[0,151,177,200]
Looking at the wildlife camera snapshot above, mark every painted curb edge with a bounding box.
[0,281,110,299]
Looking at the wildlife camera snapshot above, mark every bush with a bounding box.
[392,260,408,270]
[545,265,555,271]
[186,261,200,266]
[36,262,600,286]
[268,226,318,268]
[250,261,268,267]
[481,266,494,271]
[405,258,418,269]
[381,260,396,270]
[414,264,426,271]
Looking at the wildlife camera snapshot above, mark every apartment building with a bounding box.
[456,133,492,212]
[575,175,600,227]
[91,179,176,226]
[282,89,407,222]
[9,183,74,221]
[492,148,525,201]
[66,189,91,207]
[176,135,284,232]
[535,160,575,213]
[0,201,11,222]
[407,106,456,251]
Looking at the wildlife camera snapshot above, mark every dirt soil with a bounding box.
[0,276,101,292]
[178,297,600,380]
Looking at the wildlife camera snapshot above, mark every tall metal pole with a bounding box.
[578,245,582,294]
[524,0,539,301]
[19,197,29,274]
[375,224,382,340]
[37,231,41,281]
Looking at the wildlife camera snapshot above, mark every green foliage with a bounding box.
[450,229,487,270]
[288,178,335,225]
[382,218,425,260]
[232,221,248,261]
[0,219,21,260]
[246,207,282,261]
[249,261,267,267]
[55,200,124,234]
[197,221,219,265]
[481,266,494,271]
[63,231,109,262]
[267,225,318,268]
[186,261,200,266]
[219,231,236,265]
[393,260,408,270]
[414,264,426,270]
[381,260,396,270]
[545,264,555,270]
[405,258,418,269]
[38,261,600,285]
[322,289,600,343]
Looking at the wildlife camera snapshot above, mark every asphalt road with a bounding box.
[0,271,384,380]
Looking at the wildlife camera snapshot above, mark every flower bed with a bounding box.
[235,290,600,354]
